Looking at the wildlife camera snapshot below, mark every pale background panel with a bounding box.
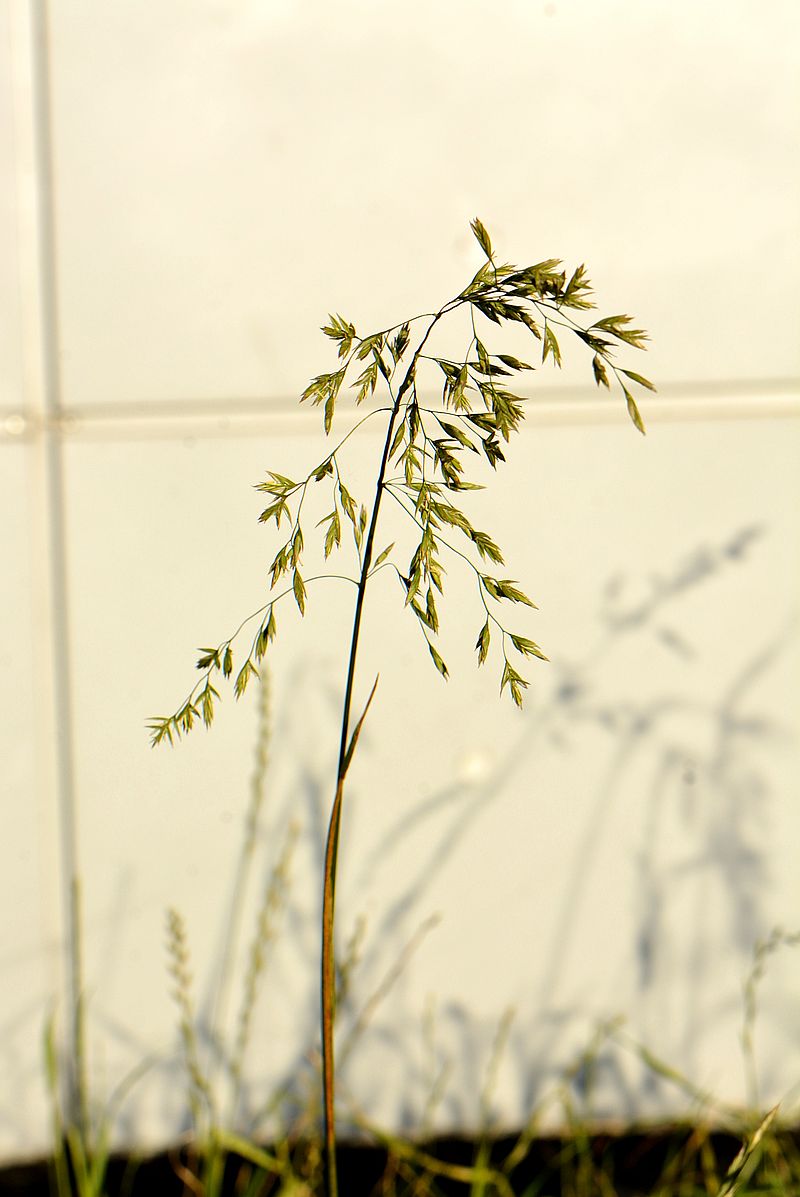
[44,0,800,408]
[50,407,800,1147]
[335,412,800,1130]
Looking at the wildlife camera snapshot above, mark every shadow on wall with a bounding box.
[72,521,796,1145]
[329,522,798,1130]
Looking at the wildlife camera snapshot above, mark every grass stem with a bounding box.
[320,317,441,1197]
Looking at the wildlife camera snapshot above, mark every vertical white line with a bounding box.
[11,0,86,1131]
[8,0,62,989]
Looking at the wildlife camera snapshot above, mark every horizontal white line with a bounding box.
[2,386,799,442]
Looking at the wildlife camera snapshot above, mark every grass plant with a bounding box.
[161,679,300,1197]
[44,1006,150,1197]
[151,219,654,1197]
[42,222,800,1196]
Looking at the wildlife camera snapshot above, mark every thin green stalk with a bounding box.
[320,316,441,1197]
[213,673,271,1036]
[70,874,92,1163]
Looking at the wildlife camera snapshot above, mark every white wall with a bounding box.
[1,0,799,1162]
